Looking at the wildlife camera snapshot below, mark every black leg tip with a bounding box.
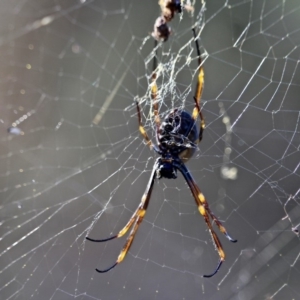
[202,259,223,278]
[95,268,108,273]
[86,235,117,242]
[95,262,118,273]
[225,233,237,243]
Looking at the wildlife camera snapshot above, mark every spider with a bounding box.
[86,29,237,278]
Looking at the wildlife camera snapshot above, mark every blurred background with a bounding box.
[0,1,300,299]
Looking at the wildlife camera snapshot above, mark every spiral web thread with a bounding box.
[0,1,300,299]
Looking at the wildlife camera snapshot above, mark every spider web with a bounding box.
[1,0,300,299]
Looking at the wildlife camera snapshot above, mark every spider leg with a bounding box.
[191,28,205,144]
[135,40,162,153]
[86,210,138,243]
[136,100,154,150]
[151,40,161,143]
[87,160,158,273]
[175,161,236,277]
[136,100,161,154]
[177,163,237,242]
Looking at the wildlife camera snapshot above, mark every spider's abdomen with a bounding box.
[158,109,198,162]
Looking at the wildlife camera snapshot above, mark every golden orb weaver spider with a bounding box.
[86,29,237,278]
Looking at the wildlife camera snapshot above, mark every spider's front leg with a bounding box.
[135,42,162,153]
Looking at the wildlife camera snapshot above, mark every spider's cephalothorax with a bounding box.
[158,109,198,162]
[156,156,178,179]
[86,29,237,278]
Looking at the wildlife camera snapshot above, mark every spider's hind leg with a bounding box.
[86,160,158,273]
[176,161,237,277]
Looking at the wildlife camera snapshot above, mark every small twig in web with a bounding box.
[92,61,132,125]
[152,0,196,42]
